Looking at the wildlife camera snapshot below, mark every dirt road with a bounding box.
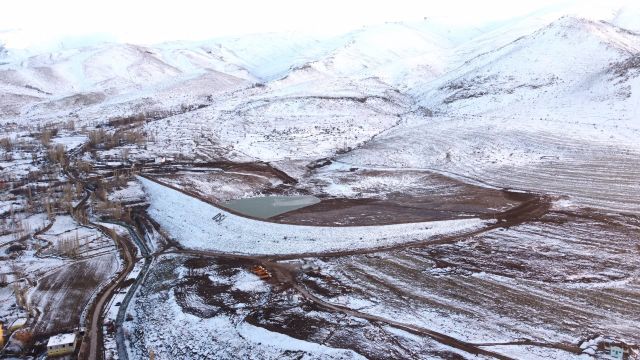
[283,269,517,360]
[78,222,136,360]
[66,178,137,360]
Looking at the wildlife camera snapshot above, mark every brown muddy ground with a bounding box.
[287,209,640,358]
[158,255,492,360]
[127,162,639,359]
[272,189,525,226]
[151,169,289,203]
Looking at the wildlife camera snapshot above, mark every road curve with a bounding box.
[81,223,136,360]
[64,157,138,360]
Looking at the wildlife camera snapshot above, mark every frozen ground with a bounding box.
[124,255,367,360]
[0,211,121,341]
[125,254,488,360]
[297,210,640,359]
[27,215,121,336]
[152,166,286,203]
[338,116,640,215]
[123,207,639,359]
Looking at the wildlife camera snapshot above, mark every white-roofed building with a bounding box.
[46,332,77,357]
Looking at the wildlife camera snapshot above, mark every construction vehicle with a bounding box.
[251,265,272,280]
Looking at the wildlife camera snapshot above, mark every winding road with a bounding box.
[63,163,150,360]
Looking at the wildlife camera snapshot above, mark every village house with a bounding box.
[46,332,78,357]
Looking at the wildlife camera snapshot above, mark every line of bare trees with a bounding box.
[57,232,82,258]
[87,128,147,151]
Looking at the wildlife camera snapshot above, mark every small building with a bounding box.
[46,333,77,357]
[609,346,624,360]
[154,156,174,164]
[604,343,636,360]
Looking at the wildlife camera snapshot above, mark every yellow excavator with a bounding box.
[251,265,272,280]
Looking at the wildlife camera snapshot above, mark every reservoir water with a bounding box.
[224,195,320,219]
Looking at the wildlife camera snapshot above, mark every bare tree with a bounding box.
[47,143,67,165]
[76,160,93,173]
[65,119,75,131]
[57,234,81,259]
[12,281,27,308]
[0,137,12,152]
[120,147,130,162]
[40,129,55,146]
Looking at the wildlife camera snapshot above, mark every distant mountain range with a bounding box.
[1,9,639,214]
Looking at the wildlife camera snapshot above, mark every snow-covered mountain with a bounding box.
[3,11,638,119]
[421,17,640,120]
[4,8,640,360]
[611,4,640,32]
[0,41,253,118]
[0,41,254,94]
[295,23,452,86]
[1,9,640,213]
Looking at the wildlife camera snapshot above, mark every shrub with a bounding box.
[0,137,13,152]
[39,128,57,146]
[65,119,75,131]
[76,160,93,173]
[47,144,66,165]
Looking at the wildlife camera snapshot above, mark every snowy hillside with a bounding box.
[1,11,640,213]
[421,17,640,121]
[0,41,255,119]
[612,4,640,32]
[300,23,451,86]
[138,76,413,162]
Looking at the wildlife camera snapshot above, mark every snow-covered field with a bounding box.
[296,210,640,359]
[0,210,121,338]
[27,215,121,336]
[125,254,367,360]
[339,116,640,214]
